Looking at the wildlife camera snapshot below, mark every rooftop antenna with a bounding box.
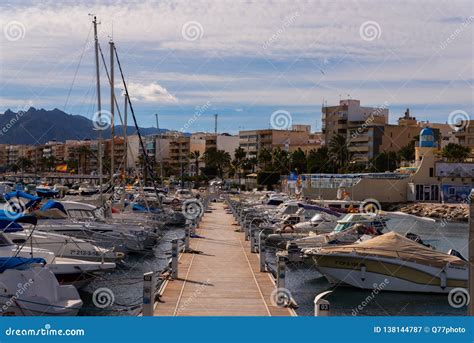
[214,113,218,134]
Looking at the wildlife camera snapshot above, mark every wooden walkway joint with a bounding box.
[154,201,295,316]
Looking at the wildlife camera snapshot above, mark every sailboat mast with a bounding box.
[155,113,163,187]
[110,40,115,179]
[93,16,103,200]
[123,93,128,177]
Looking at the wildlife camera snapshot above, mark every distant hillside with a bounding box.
[0,107,169,145]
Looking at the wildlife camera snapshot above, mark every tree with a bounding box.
[257,148,272,170]
[189,150,201,178]
[257,171,280,190]
[232,147,246,185]
[329,134,351,171]
[306,146,334,173]
[290,148,306,174]
[202,148,231,179]
[270,147,290,174]
[398,141,416,162]
[441,143,470,162]
[369,151,399,172]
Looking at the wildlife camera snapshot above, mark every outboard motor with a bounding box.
[405,232,433,249]
[448,249,467,262]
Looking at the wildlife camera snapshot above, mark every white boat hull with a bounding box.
[312,254,467,294]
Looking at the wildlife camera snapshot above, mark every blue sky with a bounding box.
[0,0,472,134]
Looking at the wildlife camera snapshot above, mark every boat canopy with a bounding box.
[0,257,46,272]
[4,190,41,210]
[40,199,67,214]
[0,210,37,230]
[311,231,466,268]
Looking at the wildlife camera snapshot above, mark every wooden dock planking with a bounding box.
[154,201,295,316]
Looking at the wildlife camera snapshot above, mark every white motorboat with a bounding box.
[6,229,124,263]
[0,232,116,289]
[0,264,82,316]
[294,212,387,248]
[78,184,98,196]
[306,231,467,293]
[35,200,160,253]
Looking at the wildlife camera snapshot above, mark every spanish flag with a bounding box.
[56,164,68,173]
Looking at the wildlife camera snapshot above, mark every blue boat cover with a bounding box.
[132,203,161,213]
[0,257,46,272]
[4,190,41,210]
[40,199,67,214]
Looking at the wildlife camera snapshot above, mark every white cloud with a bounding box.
[126,82,178,103]
[0,0,472,118]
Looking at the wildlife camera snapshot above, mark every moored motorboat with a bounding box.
[305,231,467,293]
[0,261,83,316]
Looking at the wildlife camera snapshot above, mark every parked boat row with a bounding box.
[0,186,206,316]
[226,191,468,296]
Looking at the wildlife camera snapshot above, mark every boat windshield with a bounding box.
[67,209,96,221]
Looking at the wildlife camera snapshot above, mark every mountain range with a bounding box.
[0,107,168,145]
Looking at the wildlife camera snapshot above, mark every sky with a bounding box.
[0,0,473,134]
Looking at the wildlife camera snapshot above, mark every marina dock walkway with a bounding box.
[154,201,295,316]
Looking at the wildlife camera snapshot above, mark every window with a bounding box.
[429,168,434,177]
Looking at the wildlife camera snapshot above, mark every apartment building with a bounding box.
[239,125,313,158]
[454,121,474,149]
[322,99,389,143]
[64,139,101,175]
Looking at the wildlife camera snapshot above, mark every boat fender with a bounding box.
[360,263,367,282]
[440,268,447,289]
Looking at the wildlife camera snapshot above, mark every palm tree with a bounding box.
[189,150,201,178]
[271,147,290,174]
[258,148,272,170]
[232,147,246,185]
[203,148,231,179]
[329,134,350,170]
[215,150,231,178]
